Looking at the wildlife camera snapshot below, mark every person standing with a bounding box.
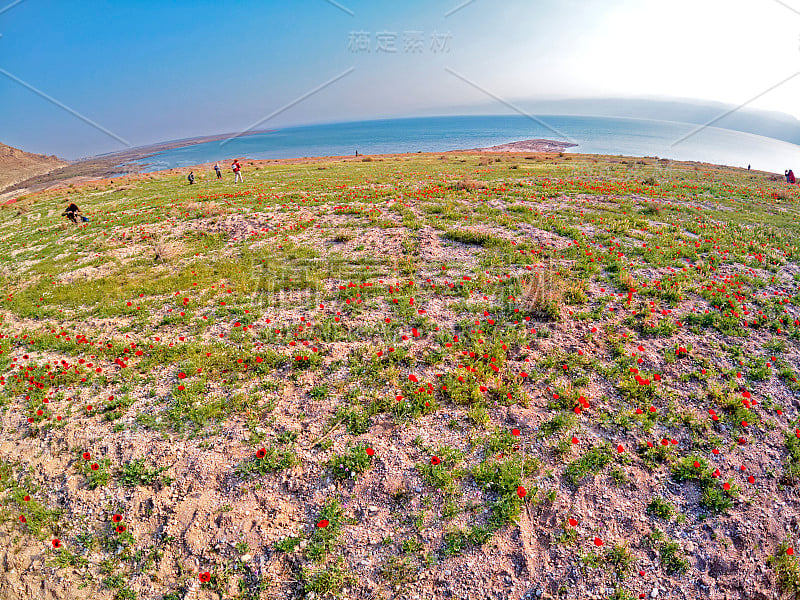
[232,159,244,183]
[214,163,222,179]
[188,171,195,185]
[787,170,796,184]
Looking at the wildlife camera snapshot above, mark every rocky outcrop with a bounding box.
[0,142,67,193]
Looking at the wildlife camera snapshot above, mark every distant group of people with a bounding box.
[187,160,244,185]
[787,169,796,184]
[62,160,248,225]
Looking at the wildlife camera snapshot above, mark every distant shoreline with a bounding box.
[472,139,578,153]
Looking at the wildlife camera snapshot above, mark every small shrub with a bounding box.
[305,497,347,561]
[472,456,535,499]
[309,384,329,400]
[565,444,614,486]
[275,430,298,445]
[646,529,689,575]
[483,427,518,454]
[607,588,636,600]
[638,442,673,469]
[670,455,736,513]
[442,229,494,246]
[700,481,736,514]
[768,541,800,596]
[333,405,370,435]
[783,429,800,485]
[302,560,355,597]
[118,459,165,488]
[605,543,634,579]
[521,271,562,321]
[236,447,298,478]
[449,178,486,191]
[380,555,419,586]
[442,525,492,556]
[331,232,353,243]
[538,412,577,439]
[646,496,675,521]
[79,458,111,489]
[274,536,302,553]
[328,444,375,480]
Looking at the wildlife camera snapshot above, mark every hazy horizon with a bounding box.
[56,98,800,162]
[2,0,800,159]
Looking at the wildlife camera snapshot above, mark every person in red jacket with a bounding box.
[788,170,796,184]
[232,159,244,183]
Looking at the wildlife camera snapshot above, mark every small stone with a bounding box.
[650,589,659,598]
[240,554,252,562]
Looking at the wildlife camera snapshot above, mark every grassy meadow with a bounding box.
[0,153,799,600]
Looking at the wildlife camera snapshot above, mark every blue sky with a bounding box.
[1,0,799,158]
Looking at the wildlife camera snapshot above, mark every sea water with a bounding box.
[133,114,800,174]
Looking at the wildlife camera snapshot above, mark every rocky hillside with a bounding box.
[0,142,66,194]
